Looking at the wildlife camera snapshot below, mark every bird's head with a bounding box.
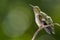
[29,4,41,14]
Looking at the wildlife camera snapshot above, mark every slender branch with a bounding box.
[32,25,51,40]
[32,27,43,40]
[54,23,60,27]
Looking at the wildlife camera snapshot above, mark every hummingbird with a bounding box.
[29,4,60,40]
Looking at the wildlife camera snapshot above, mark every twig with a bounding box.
[54,23,60,27]
[32,25,51,40]
[32,27,43,40]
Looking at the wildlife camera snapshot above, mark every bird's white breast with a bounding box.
[35,14,42,27]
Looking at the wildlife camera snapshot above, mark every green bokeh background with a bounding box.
[0,0,60,40]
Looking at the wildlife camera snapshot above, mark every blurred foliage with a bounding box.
[0,0,60,40]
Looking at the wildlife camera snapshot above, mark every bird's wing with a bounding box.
[39,11,55,34]
[40,11,54,26]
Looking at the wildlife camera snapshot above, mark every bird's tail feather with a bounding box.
[44,26,55,34]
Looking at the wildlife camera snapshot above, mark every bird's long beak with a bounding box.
[29,4,34,8]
